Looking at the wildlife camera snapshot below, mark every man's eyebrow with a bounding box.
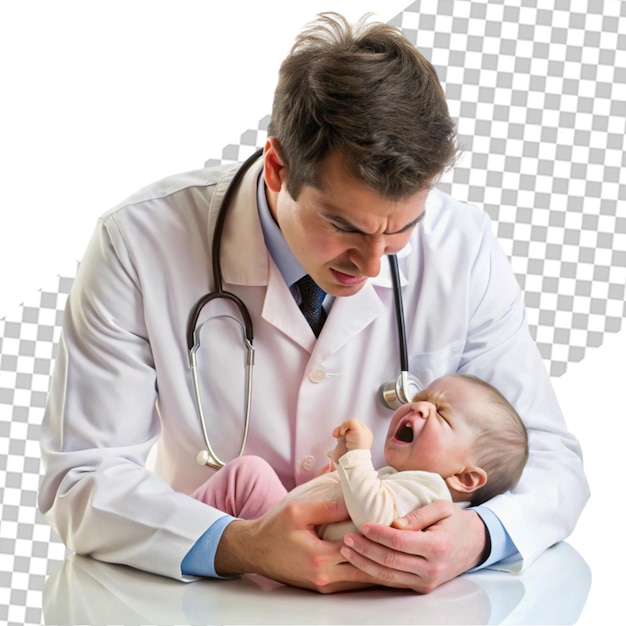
[326,211,426,235]
[385,213,426,235]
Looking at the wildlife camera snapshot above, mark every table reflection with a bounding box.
[44,542,589,625]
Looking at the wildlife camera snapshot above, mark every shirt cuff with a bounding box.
[181,515,237,578]
[470,506,518,570]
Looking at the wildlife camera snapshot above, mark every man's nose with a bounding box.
[354,238,387,277]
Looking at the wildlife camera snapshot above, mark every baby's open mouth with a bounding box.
[395,421,414,443]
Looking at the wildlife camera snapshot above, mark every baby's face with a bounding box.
[383,375,485,476]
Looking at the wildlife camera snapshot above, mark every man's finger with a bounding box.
[390,499,455,531]
[289,498,348,526]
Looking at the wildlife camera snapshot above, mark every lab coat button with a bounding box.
[309,368,327,383]
[301,455,315,471]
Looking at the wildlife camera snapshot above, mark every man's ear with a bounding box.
[445,465,488,495]
[263,137,286,193]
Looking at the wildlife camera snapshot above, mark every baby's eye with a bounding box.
[437,410,451,425]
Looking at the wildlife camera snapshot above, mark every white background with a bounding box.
[1,2,623,624]
[0,0,408,316]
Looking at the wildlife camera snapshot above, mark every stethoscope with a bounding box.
[187,148,422,469]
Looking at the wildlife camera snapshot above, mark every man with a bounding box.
[39,13,588,593]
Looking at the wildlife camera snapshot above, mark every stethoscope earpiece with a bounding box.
[196,450,211,466]
[196,448,227,470]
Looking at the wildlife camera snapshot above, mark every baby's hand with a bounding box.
[327,418,374,463]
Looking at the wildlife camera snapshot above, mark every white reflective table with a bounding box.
[44,541,589,625]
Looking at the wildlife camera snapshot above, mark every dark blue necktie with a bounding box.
[296,275,327,337]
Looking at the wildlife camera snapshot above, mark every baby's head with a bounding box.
[384,374,528,505]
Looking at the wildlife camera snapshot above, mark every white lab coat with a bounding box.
[39,157,589,580]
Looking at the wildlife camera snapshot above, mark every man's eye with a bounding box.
[330,222,357,233]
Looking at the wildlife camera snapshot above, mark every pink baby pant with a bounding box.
[191,455,288,519]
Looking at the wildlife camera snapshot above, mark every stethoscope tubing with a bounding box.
[188,147,417,467]
[388,253,410,373]
[186,149,262,469]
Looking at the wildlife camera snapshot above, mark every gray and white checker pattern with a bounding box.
[1,270,74,626]
[393,0,625,376]
[1,2,624,624]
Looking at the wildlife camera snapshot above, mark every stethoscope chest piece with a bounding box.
[378,254,422,410]
[379,371,423,410]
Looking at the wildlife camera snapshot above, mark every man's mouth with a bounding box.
[394,420,414,443]
[330,268,367,288]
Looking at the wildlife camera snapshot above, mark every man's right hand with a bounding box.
[214,498,374,593]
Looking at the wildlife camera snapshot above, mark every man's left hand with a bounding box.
[339,500,488,593]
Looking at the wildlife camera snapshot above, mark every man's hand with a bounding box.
[338,501,488,593]
[214,498,375,593]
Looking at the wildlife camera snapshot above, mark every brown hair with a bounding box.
[267,12,459,200]
[457,375,529,506]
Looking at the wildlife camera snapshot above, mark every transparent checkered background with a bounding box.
[1,1,625,624]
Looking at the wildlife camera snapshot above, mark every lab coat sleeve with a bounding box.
[38,216,226,580]
[335,450,451,530]
[457,211,590,572]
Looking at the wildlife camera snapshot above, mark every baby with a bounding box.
[191,374,528,539]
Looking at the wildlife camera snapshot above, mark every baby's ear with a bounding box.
[445,465,487,494]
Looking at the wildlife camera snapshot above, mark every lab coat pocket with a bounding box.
[408,341,465,388]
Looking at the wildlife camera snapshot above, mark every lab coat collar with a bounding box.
[212,156,410,290]
[369,248,410,289]
[262,259,386,354]
[212,156,269,287]
[315,280,384,357]
[262,252,401,354]
[210,155,411,353]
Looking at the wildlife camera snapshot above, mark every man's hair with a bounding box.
[458,375,529,506]
[267,12,459,200]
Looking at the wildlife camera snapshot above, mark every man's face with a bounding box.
[265,145,428,297]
